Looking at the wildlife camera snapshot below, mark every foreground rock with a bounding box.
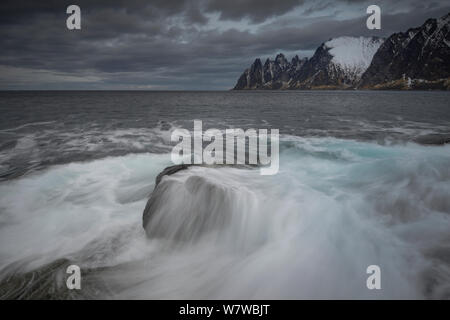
[142,164,255,236]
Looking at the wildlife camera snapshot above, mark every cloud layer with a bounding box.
[0,0,448,89]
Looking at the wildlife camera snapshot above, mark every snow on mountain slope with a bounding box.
[325,36,384,80]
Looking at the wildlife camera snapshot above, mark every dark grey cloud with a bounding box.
[205,0,305,23]
[0,0,449,89]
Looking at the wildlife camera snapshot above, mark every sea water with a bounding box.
[0,90,449,299]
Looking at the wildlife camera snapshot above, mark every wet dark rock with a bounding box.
[143,164,256,233]
[158,120,171,131]
[414,134,450,146]
[154,164,191,186]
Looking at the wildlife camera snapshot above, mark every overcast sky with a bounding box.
[0,0,448,90]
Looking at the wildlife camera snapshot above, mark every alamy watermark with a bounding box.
[66,5,81,30]
[366,5,381,30]
[171,120,279,175]
[66,264,81,290]
[66,5,380,31]
[366,264,381,290]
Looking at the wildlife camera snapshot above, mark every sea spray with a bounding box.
[0,137,449,298]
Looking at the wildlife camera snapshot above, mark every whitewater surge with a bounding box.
[0,137,449,299]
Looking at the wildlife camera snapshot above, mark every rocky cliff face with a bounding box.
[359,12,450,89]
[233,12,450,90]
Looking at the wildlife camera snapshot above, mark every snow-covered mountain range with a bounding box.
[233,12,450,90]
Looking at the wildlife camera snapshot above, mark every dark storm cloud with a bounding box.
[205,0,305,23]
[0,0,449,89]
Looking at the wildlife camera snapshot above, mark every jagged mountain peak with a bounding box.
[251,58,262,67]
[234,13,450,90]
[275,53,287,62]
[274,53,289,71]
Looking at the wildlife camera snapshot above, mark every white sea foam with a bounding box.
[0,137,449,299]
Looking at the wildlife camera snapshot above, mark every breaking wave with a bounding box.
[0,137,449,299]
